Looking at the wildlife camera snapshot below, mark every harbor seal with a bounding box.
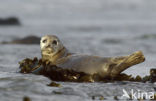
[40,35,145,78]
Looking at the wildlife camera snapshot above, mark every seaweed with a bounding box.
[47,82,61,87]
[18,57,156,83]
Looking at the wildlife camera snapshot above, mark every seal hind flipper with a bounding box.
[110,51,145,77]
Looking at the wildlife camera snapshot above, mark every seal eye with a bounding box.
[52,40,57,45]
[42,39,47,43]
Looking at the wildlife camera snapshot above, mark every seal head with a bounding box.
[40,35,67,63]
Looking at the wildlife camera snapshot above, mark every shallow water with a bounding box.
[0,0,156,100]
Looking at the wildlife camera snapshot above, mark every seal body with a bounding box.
[56,55,112,77]
[40,35,145,78]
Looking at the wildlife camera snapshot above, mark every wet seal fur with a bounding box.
[19,57,155,83]
[40,35,145,78]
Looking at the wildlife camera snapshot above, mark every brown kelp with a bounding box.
[19,57,154,83]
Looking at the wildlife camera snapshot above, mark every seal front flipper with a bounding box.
[109,51,145,78]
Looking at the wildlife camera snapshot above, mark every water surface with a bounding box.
[0,0,156,100]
